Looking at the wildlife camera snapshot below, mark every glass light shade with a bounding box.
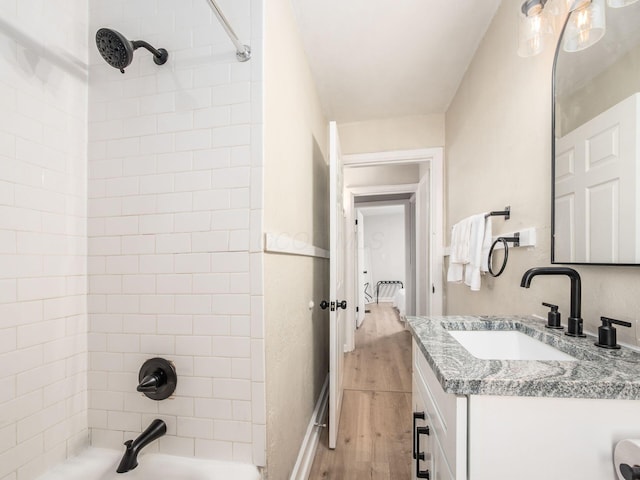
[607,0,639,7]
[518,10,554,57]
[547,0,569,15]
[568,0,592,10]
[548,0,590,14]
[563,0,606,52]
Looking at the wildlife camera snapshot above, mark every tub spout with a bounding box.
[116,419,166,474]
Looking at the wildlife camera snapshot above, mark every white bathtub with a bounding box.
[37,448,261,480]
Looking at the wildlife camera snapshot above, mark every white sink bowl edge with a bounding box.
[447,329,578,361]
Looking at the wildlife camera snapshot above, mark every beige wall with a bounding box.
[344,164,421,189]
[339,114,445,154]
[263,0,330,477]
[445,0,640,346]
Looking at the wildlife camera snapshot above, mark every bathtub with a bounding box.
[37,448,261,480]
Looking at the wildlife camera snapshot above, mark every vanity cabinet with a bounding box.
[411,339,640,479]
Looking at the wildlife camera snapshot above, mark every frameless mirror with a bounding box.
[552,2,640,265]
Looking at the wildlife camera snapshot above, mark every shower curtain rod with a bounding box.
[204,0,251,62]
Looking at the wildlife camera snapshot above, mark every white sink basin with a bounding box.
[448,330,577,361]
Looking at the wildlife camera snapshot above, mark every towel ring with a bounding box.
[488,234,520,277]
[488,237,509,277]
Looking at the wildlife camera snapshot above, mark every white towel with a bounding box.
[447,216,473,283]
[480,216,492,273]
[448,213,491,291]
[465,214,488,291]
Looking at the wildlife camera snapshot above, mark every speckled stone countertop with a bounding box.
[407,315,640,400]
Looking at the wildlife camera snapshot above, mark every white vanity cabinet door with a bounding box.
[466,394,640,479]
[412,340,467,479]
[431,433,455,480]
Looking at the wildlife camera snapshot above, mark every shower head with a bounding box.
[95,28,168,74]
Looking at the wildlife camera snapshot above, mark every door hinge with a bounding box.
[356,306,359,312]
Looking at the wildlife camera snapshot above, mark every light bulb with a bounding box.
[518,5,554,57]
[547,0,570,15]
[563,0,606,52]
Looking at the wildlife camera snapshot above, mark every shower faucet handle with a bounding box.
[137,370,165,393]
[137,358,177,400]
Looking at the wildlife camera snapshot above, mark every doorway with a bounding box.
[356,201,411,328]
[341,147,444,352]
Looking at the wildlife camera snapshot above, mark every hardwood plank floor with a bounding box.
[309,303,412,479]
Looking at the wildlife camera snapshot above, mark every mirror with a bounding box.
[552,2,640,265]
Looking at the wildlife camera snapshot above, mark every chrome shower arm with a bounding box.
[204,0,251,62]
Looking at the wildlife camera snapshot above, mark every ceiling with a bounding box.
[290,0,502,123]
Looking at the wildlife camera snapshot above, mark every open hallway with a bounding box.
[309,303,413,479]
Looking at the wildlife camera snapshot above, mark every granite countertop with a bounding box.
[407,315,640,400]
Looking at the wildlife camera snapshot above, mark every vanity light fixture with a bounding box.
[518,0,554,57]
[518,0,626,56]
[523,0,548,15]
[563,0,606,52]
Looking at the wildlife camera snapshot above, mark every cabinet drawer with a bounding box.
[413,340,467,478]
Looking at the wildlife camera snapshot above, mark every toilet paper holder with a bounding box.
[621,463,640,480]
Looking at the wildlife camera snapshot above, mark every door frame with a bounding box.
[342,148,444,352]
[356,209,366,328]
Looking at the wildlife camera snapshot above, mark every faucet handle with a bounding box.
[137,358,177,400]
[542,302,563,330]
[595,316,632,349]
[601,316,632,328]
[137,370,164,393]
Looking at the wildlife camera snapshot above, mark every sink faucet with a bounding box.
[116,419,166,473]
[520,267,585,337]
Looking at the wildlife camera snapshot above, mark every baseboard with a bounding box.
[289,374,329,480]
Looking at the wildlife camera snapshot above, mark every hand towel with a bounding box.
[480,215,492,273]
[464,214,487,291]
[447,216,472,283]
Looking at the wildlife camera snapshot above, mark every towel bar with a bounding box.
[485,206,510,220]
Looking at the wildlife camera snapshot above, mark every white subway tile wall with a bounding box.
[0,0,90,478]
[88,0,265,467]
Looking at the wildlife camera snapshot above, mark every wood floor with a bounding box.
[308,303,413,479]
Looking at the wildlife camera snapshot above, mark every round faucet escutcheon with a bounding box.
[137,357,177,400]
